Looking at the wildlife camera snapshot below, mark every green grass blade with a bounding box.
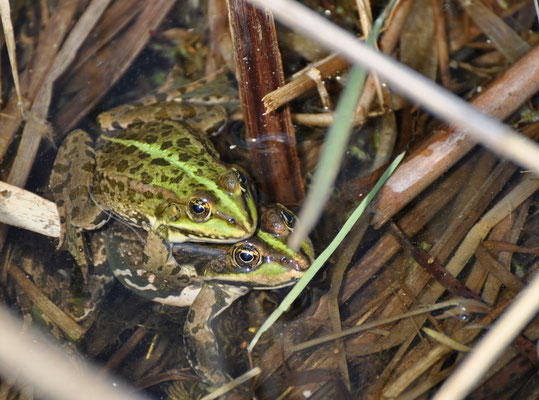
[248,152,404,352]
[288,0,400,251]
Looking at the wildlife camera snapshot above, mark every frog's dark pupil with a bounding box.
[240,251,254,262]
[233,245,260,269]
[192,203,205,214]
[281,210,295,227]
[188,198,211,221]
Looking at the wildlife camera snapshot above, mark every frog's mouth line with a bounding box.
[200,276,300,289]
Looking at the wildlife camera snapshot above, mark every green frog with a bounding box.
[50,101,258,271]
[103,204,314,385]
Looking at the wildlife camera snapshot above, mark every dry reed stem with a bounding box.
[0,181,59,238]
[7,0,112,188]
[6,264,84,341]
[227,0,305,203]
[250,0,539,176]
[0,0,24,113]
[371,45,539,228]
[382,299,510,398]
[262,53,348,113]
[433,272,539,400]
[0,1,80,160]
[458,0,530,63]
[345,174,538,361]
[53,0,176,134]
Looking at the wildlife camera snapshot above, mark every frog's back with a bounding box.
[93,120,257,242]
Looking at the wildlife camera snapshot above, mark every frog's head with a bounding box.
[182,204,315,288]
[150,166,258,244]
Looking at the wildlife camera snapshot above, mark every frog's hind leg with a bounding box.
[50,129,109,268]
[184,283,249,385]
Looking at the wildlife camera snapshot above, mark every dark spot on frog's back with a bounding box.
[100,158,113,168]
[100,144,115,154]
[122,145,137,155]
[52,163,68,174]
[129,163,143,174]
[160,127,174,137]
[116,160,129,172]
[169,173,184,184]
[81,162,94,172]
[150,158,170,166]
[160,141,173,150]
[143,135,158,144]
[176,137,191,148]
[140,172,153,184]
[177,153,190,162]
[71,206,80,219]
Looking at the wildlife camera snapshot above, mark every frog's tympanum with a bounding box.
[50,102,258,270]
[104,204,314,385]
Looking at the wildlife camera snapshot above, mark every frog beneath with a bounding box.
[50,100,258,272]
[103,204,314,385]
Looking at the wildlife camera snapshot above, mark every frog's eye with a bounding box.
[232,244,261,270]
[233,168,249,192]
[279,208,295,230]
[166,203,182,221]
[187,198,211,222]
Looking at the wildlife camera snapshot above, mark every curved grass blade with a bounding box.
[248,152,404,352]
[288,0,399,251]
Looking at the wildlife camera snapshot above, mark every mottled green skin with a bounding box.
[50,103,258,264]
[93,119,257,242]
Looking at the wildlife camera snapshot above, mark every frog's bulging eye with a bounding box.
[232,244,261,270]
[280,209,295,229]
[188,198,211,222]
[166,203,182,221]
[233,168,248,192]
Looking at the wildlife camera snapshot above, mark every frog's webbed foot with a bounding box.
[184,283,249,385]
[50,130,108,260]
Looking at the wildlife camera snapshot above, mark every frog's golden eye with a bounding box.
[234,169,248,192]
[187,197,211,222]
[232,244,261,270]
[166,203,182,221]
[279,208,295,230]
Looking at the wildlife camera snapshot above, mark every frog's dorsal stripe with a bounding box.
[256,230,298,260]
[101,133,250,226]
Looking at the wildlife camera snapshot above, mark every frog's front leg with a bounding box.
[106,228,199,305]
[50,130,109,269]
[184,283,249,385]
